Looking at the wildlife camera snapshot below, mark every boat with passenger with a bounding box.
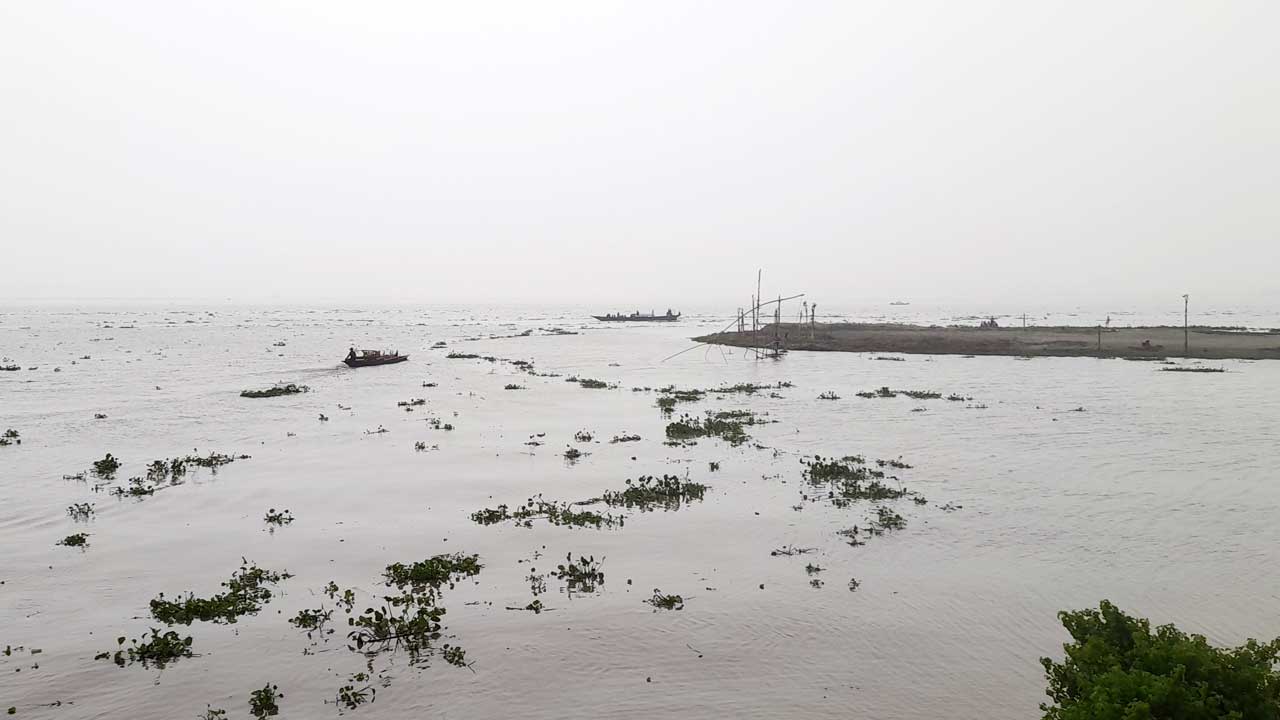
[343,348,409,367]
[591,309,681,322]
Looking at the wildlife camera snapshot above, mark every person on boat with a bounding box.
[347,347,357,361]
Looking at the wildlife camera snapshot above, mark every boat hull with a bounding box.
[592,315,681,322]
[343,355,409,368]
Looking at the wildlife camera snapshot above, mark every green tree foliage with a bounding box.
[1041,600,1280,719]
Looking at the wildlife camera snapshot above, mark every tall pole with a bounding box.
[1182,294,1189,356]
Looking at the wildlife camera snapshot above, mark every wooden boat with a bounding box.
[343,349,409,368]
[592,309,681,322]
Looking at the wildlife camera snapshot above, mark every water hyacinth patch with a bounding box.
[150,561,292,625]
[240,384,309,398]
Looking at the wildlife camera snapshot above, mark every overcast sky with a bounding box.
[2,1,1276,306]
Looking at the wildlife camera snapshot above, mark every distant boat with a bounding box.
[889,301,910,306]
[343,349,409,368]
[592,309,681,322]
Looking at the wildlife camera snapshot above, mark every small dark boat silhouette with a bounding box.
[592,309,681,322]
[343,349,409,368]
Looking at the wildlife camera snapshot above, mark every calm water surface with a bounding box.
[2,304,1279,719]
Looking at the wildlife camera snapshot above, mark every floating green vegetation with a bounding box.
[1160,366,1226,373]
[445,352,480,359]
[610,433,641,443]
[58,533,89,548]
[805,563,824,575]
[553,554,604,595]
[810,578,824,588]
[645,590,684,611]
[710,381,792,395]
[426,418,454,431]
[240,384,309,398]
[200,706,227,719]
[507,599,546,613]
[873,506,907,531]
[150,561,292,625]
[288,607,333,637]
[665,411,751,446]
[145,452,246,484]
[470,496,624,529]
[818,391,841,400]
[597,474,707,511]
[0,365,19,372]
[397,398,426,407]
[655,387,707,413]
[570,377,611,389]
[875,356,905,362]
[848,578,860,591]
[770,545,815,556]
[856,387,945,399]
[504,384,525,390]
[101,629,194,668]
[801,455,880,483]
[336,671,376,711]
[708,461,720,472]
[563,447,583,461]
[573,430,594,442]
[945,394,972,402]
[92,453,121,478]
[876,457,913,469]
[344,553,482,666]
[801,455,909,506]
[263,508,294,526]
[94,413,108,419]
[384,553,482,591]
[0,429,20,447]
[110,477,155,498]
[248,684,282,719]
[67,503,94,521]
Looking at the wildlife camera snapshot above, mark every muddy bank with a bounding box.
[695,323,1280,360]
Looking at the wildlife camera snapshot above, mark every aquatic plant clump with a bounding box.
[645,590,684,611]
[855,387,943,399]
[58,533,89,548]
[263,508,294,526]
[150,561,292,625]
[665,411,751,446]
[101,629,194,668]
[92,453,121,478]
[470,495,624,529]
[0,429,19,446]
[597,474,707,511]
[249,684,283,719]
[1159,366,1226,373]
[346,553,483,665]
[710,382,791,395]
[610,433,641,443]
[240,384,309,398]
[873,506,907,530]
[553,553,605,595]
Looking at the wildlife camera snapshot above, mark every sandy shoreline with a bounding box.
[695,323,1280,360]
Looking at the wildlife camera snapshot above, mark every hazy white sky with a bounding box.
[2,1,1276,305]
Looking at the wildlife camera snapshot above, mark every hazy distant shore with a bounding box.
[695,323,1280,360]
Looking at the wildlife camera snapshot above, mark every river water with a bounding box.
[2,303,1278,719]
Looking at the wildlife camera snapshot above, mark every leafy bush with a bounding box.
[1041,600,1280,719]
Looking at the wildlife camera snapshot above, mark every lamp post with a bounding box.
[1182,294,1189,357]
